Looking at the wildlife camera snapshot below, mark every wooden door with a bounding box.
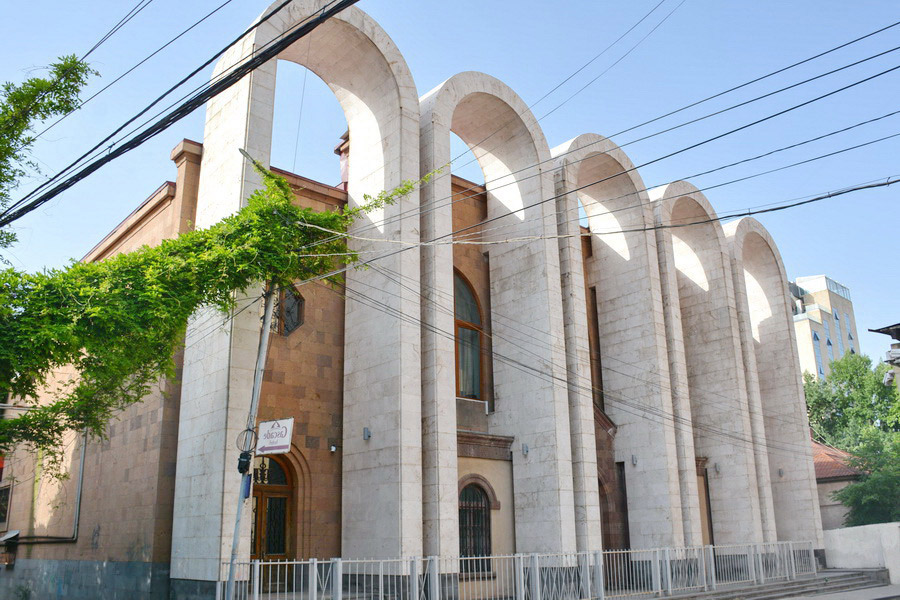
[251,455,294,591]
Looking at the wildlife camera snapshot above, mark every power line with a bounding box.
[82,0,156,60]
[414,18,900,235]
[3,0,316,211]
[12,0,348,210]
[0,0,359,228]
[537,0,688,123]
[25,0,237,147]
[295,61,900,269]
[308,36,900,254]
[1,0,156,137]
[324,269,814,458]
[458,0,683,166]
[346,109,900,249]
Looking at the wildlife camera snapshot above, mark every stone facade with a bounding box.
[0,1,823,597]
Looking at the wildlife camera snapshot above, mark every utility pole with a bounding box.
[225,284,277,600]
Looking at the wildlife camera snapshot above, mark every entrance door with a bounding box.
[697,468,715,546]
[251,455,294,590]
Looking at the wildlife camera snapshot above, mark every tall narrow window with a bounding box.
[587,286,605,411]
[459,484,491,570]
[845,313,853,351]
[813,332,824,377]
[455,272,483,400]
[834,312,844,356]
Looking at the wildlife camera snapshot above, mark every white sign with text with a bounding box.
[256,418,293,455]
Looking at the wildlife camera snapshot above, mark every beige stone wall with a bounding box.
[1,143,201,566]
[457,458,515,555]
[256,170,349,560]
[817,480,852,530]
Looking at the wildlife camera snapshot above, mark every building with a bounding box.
[0,2,824,597]
[869,322,900,390]
[791,275,860,379]
[811,439,861,530]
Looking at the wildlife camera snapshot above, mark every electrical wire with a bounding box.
[0,0,358,227]
[0,0,156,137]
[304,40,900,254]
[24,0,238,147]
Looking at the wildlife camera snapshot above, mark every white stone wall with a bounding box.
[652,183,764,545]
[824,523,900,584]
[170,3,826,571]
[725,219,824,546]
[172,0,423,582]
[552,135,691,549]
[420,72,579,555]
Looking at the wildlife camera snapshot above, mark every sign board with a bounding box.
[256,418,294,455]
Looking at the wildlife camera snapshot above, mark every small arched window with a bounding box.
[454,272,483,400]
[459,483,491,570]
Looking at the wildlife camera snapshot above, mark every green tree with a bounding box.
[0,158,432,458]
[805,352,900,526]
[0,55,95,252]
[804,352,900,449]
[832,428,900,526]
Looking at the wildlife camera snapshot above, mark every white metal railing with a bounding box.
[216,540,815,600]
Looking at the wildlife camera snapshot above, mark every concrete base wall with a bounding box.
[824,522,900,584]
[0,559,170,599]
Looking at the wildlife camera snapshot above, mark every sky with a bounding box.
[1,0,898,359]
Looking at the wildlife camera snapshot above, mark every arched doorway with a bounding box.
[459,483,492,572]
[251,455,295,561]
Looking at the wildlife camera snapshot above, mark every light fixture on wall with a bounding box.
[631,454,638,466]
[330,444,341,453]
[522,443,529,456]
[363,427,371,441]
[778,468,784,478]
[714,462,720,474]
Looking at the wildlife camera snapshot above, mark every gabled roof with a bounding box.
[812,439,862,481]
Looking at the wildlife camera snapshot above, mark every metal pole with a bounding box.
[530,554,541,600]
[252,559,261,600]
[593,551,605,600]
[225,287,277,600]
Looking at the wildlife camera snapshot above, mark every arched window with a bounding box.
[454,272,483,400]
[459,483,491,570]
[251,455,293,560]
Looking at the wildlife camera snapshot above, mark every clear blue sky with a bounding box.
[2,0,898,358]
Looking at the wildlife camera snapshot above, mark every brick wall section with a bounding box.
[1,142,202,582]
[258,168,348,559]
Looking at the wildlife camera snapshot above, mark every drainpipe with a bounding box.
[15,431,87,545]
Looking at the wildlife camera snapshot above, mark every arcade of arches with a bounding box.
[0,3,824,598]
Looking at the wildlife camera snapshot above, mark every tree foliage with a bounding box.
[0,55,95,251]
[0,159,432,456]
[804,351,900,526]
[804,352,900,449]
[832,428,900,526]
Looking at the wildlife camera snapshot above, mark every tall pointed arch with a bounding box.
[419,71,583,555]
[174,1,422,585]
[651,181,766,545]
[724,217,824,546]
[553,134,692,549]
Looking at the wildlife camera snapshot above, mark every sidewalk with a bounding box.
[787,583,900,599]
